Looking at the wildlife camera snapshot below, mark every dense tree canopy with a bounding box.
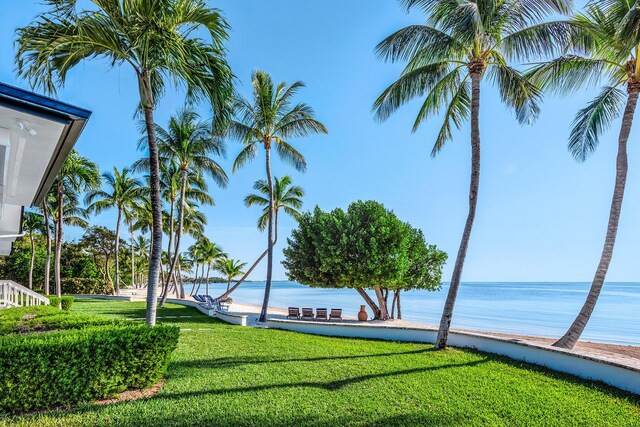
[283,200,447,319]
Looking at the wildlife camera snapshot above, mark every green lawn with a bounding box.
[3,298,640,426]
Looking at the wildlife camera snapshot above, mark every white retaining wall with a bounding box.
[266,319,640,395]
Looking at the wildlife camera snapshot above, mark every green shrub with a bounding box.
[61,278,113,295]
[0,324,179,414]
[0,306,125,336]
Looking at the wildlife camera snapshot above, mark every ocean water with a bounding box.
[184,281,640,346]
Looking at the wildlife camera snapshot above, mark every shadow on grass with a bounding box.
[160,358,489,400]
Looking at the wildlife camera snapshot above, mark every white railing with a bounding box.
[0,280,49,308]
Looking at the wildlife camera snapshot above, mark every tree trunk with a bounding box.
[396,290,402,320]
[205,264,211,297]
[43,204,51,295]
[143,104,163,327]
[373,286,389,320]
[227,278,231,292]
[28,232,35,290]
[178,263,185,299]
[190,261,199,295]
[114,208,122,296]
[553,90,638,349]
[55,183,63,298]
[391,290,398,319]
[131,229,135,288]
[258,144,275,323]
[355,287,380,320]
[165,170,187,291]
[435,72,482,349]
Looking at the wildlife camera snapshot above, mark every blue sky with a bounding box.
[2,0,639,282]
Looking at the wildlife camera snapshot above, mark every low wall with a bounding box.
[266,319,640,395]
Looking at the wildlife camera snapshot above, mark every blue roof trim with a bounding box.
[0,82,91,123]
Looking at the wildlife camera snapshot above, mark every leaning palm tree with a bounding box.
[229,71,327,322]
[155,108,227,291]
[86,167,144,295]
[374,0,572,349]
[50,151,100,296]
[528,3,640,349]
[217,258,247,293]
[218,175,304,299]
[16,0,233,326]
[22,212,45,290]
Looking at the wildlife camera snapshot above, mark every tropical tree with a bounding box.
[199,239,226,296]
[49,151,100,297]
[528,2,640,349]
[86,167,144,295]
[155,108,227,292]
[16,0,233,326]
[21,212,45,290]
[373,0,571,347]
[229,71,328,322]
[39,195,55,294]
[217,258,247,292]
[218,175,304,299]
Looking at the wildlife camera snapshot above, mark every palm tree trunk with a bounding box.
[43,204,51,295]
[258,144,275,323]
[143,104,163,327]
[114,208,122,296]
[28,232,35,290]
[391,290,398,319]
[435,71,482,349]
[55,183,63,298]
[178,263,185,299]
[227,278,231,292]
[191,261,199,295]
[205,264,211,297]
[131,229,135,288]
[396,290,402,320]
[165,170,187,289]
[164,198,175,286]
[219,209,278,300]
[553,90,638,349]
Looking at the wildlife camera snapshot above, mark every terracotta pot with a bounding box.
[358,305,368,321]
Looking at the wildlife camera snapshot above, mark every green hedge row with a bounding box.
[61,278,113,295]
[47,295,75,311]
[0,307,180,414]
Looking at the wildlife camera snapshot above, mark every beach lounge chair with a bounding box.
[301,308,314,320]
[315,308,328,321]
[329,309,342,321]
[287,307,300,320]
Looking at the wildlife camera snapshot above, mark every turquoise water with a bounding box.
[185,281,640,346]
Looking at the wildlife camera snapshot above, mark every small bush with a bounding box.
[0,324,179,413]
[61,278,113,295]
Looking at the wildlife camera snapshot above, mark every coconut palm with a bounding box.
[50,151,100,297]
[86,167,144,295]
[373,0,572,349]
[229,70,327,322]
[528,3,640,349]
[22,212,45,290]
[198,240,226,296]
[39,195,54,294]
[217,258,247,293]
[218,175,304,299]
[16,0,233,326]
[155,108,227,291]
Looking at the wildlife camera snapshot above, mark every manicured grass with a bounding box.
[2,298,639,426]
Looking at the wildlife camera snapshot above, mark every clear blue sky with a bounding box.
[2,1,639,282]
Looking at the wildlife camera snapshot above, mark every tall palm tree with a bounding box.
[373,0,572,349]
[229,71,327,322]
[528,3,640,349]
[39,195,54,295]
[155,108,227,290]
[219,175,304,299]
[16,0,233,326]
[199,240,226,297]
[217,258,247,292]
[86,167,144,295]
[50,151,100,297]
[22,212,44,290]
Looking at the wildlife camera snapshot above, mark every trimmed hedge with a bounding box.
[61,278,113,295]
[47,295,75,311]
[0,307,179,414]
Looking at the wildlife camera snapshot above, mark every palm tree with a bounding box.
[528,3,640,349]
[39,195,54,294]
[229,71,327,322]
[217,258,247,292]
[155,108,227,291]
[198,240,226,296]
[373,0,572,348]
[16,0,233,326]
[22,212,44,290]
[86,167,144,295]
[50,151,100,297]
[219,175,304,299]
